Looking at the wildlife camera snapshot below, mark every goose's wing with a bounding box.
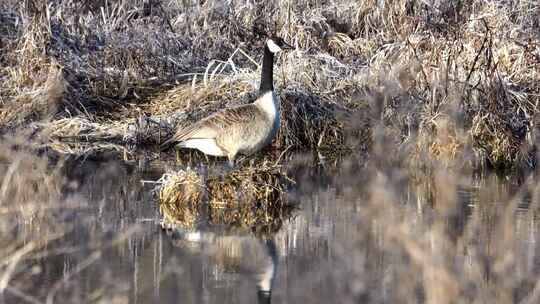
[161,104,259,148]
[199,104,260,131]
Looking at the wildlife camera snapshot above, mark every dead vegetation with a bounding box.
[158,160,295,234]
[0,0,536,169]
[1,0,540,302]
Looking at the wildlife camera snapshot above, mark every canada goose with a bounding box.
[161,37,293,165]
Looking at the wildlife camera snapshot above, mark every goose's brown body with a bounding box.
[161,91,280,162]
[161,38,291,164]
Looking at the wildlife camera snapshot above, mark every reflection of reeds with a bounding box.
[0,137,67,296]
[158,161,295,233]
[305,154,540,304]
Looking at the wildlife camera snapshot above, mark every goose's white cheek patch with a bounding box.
[267,39,282,53]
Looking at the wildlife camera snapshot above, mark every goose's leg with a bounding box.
[227,153,236,169]
[175,149,180,162]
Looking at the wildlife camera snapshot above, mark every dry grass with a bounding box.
[158,168,204,228]
[0,63,66,128]
[1,0,538,169]
[0,0,540,302]
[158,160,295,233]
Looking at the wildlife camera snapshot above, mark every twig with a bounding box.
[45,251,101,304]
[406,37,431,94]
[0,242,37,293]
[0,158,21,205]
[156,0,175,33]
[5,285,43,304]
[464,19,490,85]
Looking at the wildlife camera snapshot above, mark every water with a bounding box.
[4,153,540,303]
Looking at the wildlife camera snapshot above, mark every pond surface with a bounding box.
[6,153,540,303]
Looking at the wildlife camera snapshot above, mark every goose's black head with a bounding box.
[266,37,293,53]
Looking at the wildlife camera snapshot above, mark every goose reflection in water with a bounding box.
[167,228,279,304]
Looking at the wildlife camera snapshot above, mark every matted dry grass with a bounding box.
[158,160,295,232]
[2,0,538,169]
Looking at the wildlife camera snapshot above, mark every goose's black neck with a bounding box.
[259,45,274,93]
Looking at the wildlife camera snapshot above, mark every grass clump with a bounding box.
[158,168,204,229]
[0,60,66,130]
[158,161,295,232]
